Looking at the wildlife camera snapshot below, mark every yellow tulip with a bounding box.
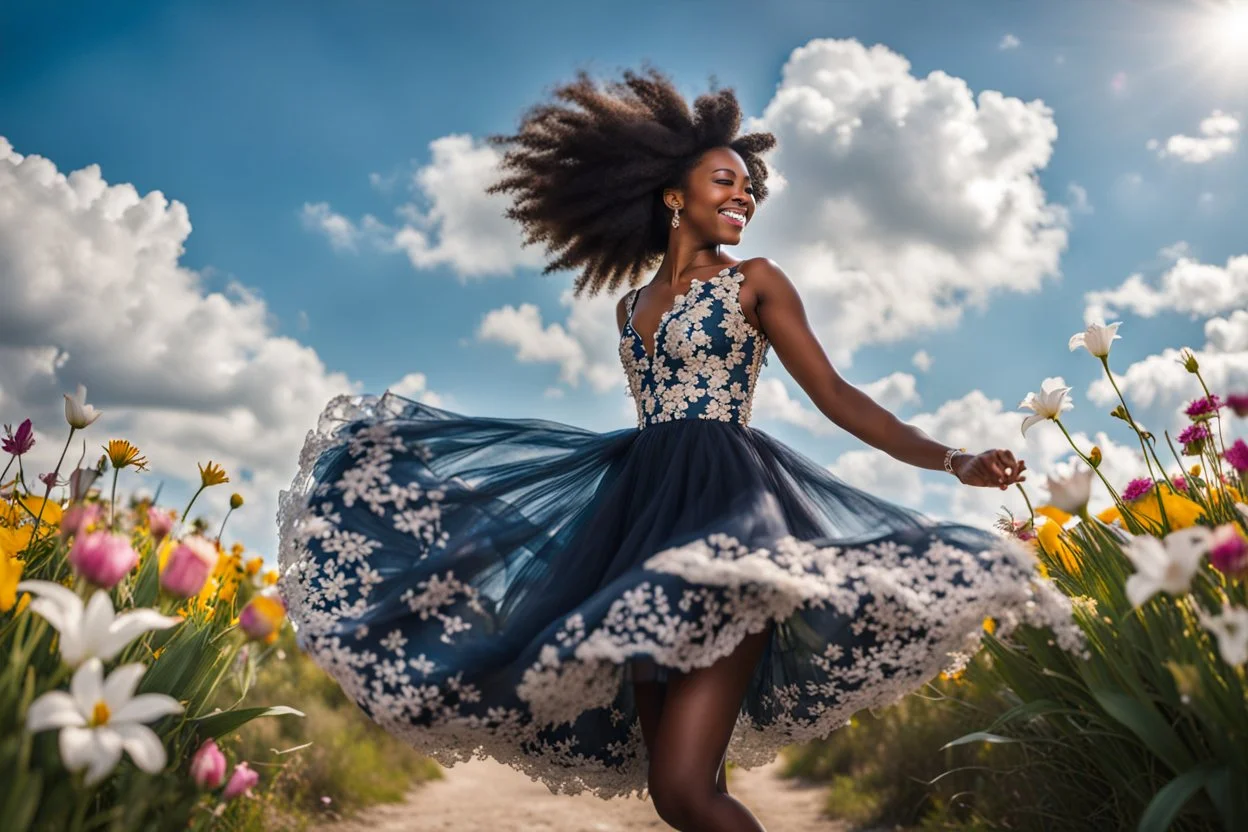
[0,554,23,612]
[1036,518,1081,574]
[1035,504,1073,526]
[1131,490,1206,531]
[0,525,34,555]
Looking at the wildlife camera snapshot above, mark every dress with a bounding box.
[276,263,1081,799]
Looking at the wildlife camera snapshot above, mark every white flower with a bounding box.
[1018,378,1074,437]
[1044,462,1094,514]
[26,658,182,785]
[1196,604,1248,667]
[1122,527,1213,608]
[63,384,103,429]
[16,580,181,667]
[1068,321,1122,358]
[1237,503,1248,524]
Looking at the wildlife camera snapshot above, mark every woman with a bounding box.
[278,66,1078,831]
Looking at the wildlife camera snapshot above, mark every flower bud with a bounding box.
[238,594,286,642]
[59,503,102,541]
[160,535,219,599]
[222,761,259,800]
[189,739,227,790]
[1109,405,1128,421]
[147,507,175,543]
[1179,349,1199,373]
[68,531,138,589]
[1088,446,1102,469]
[229,492,244,510]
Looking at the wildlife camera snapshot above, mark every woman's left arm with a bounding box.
[745,258,1026,490]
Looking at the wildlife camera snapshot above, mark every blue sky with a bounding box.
[2,0,1246,556]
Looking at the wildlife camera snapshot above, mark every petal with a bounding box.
[26,692,86,733]
[82,729,125,786]
[70,658,105,716]
[114,723,168,774]
[17,579,83,632]
[101,664,147,714]
[1021,413,1045,437]
[98,609,182,661]
[112,693,183,725]
[80,590,118,659]
[58,725,96,772]
[1067,332,1086,352]
[1125,574,1157,609]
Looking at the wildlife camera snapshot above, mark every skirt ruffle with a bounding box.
[277,391,1083,799]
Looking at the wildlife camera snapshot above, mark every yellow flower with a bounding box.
[262,569,279,587]
[1097,504,1122,526]
[230,542,245,558]
[1132,490,1206,531]
[0,525,34,556]
[982,616,996,635]
[0,553,23,612]
[1189,464,1202,477]
[103,439,149,471]
[8,495,63,531]
[1036,517,1081,575]
[245,556,263,577]
[1088,446,1102,468]
[229,493,244,510]
[1035,504,1073,526]
[198,461,229,488]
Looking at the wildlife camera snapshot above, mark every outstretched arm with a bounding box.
[745,258,1025,491]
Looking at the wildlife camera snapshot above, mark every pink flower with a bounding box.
[1209,524,1248,579]
[2,419,34,456]
[147,506,175,542]
[60,503,103,540]
[1178,423,1211,455]
[160,536,218,598]
[1171,474,1189,491]
[189,739,227,790]
[1184,395,1223,419]
[223,761,260,800]
[238,594,286,643]
[1224,439,1248,474]
[1227,393,1248,418]
[38,472,61,489]
[68,531,139,588]
[1122,477,1156,502]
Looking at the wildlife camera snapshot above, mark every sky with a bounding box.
[2,0,1247,560]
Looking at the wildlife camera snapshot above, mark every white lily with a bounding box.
[16,580,181,667]
[1068,321,1122,358]
[26,658,182,785]
[1122,527,1213,608]
[1045,461,1094,514]
[1018,378,1074,437]
[1195,604,1248,667]
[63,384,103,429]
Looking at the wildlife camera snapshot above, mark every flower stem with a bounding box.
[1054,419,1145,533]
[174,484,205,541]
[0,455,13,488]
[215,506,234,548]
[108,467,120,531]
[1015,482,1036,526]
[1101,356,1170,531]
[23,427,75,557]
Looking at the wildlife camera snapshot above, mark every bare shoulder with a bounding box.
[736,257,799,301]
[615,287,634,335]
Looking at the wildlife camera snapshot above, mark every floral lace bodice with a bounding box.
[619,264,770,429]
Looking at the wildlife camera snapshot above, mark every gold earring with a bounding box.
[670,206,681,229]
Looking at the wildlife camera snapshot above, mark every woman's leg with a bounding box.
[646,625,772,832]
[634,677,730,795]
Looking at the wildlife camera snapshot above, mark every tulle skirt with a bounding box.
[276,391,1080,798]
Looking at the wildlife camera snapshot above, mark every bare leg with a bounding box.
[646,625,772,831]
[634,676,729,795]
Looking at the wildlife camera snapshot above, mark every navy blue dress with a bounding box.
[277,263,1080,798]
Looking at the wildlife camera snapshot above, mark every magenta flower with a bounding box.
[1225,439,1248,474]
[1178,423,1211,455]
[2,419,34,456]
[1209,524,1248,579]
[1184,394,1223,419]
[223,761,260,800]
[1171,474,1189,491]
[67,531,139,589]
[189,739,228,790]
[160,536,218,599]
[59,503,102,540]
[1122,477,1156,502]
[38,472,61,489]
[1227,393,1248,418]
[147,506,175,543]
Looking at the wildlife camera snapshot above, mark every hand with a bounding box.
[952,449,1027,490]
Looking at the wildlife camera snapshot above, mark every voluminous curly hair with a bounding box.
[486,64,777,297]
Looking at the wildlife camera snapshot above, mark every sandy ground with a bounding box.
[314,755,849,832]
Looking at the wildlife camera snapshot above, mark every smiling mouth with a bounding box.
[719,210,747,228]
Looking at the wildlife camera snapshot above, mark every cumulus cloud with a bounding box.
[911,350,933,372]
[0,137,376,556]
[999,34,1021,50]
[1147,110,1240,163]
[1083,254,1248,323]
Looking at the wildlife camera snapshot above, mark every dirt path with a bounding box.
[315,756,847,831]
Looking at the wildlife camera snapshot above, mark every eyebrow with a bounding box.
[711,168,752,181]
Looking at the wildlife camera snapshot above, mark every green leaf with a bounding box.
[939,730,1021,751]
[1091,689,1193,773]
[1137,763,1217,832]
[192,704,305,740]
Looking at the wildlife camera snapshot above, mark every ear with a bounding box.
[661,188,682,211]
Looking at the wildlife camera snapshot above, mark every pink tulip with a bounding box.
[222,761,259,800]
[189,739,227,790]
[68,531,139,588]
[238,594,286,642]
[59,503,103,540]
[1209,524,1248,579]
[147,506,175,542]
[160,536,218,598]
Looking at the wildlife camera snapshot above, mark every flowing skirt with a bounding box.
[276,391,1081,798]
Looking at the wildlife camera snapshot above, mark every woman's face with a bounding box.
[668,147,756,246]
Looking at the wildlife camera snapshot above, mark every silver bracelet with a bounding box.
[943,447,967,476]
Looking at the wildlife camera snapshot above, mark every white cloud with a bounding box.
[1083,254,1248,323]
[387,372,444,407]
[1147,110,1240,163]
[0,137,367,556]
[1066,182,1093,214]
[999,34,1021,50]
[911,350,933,372]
